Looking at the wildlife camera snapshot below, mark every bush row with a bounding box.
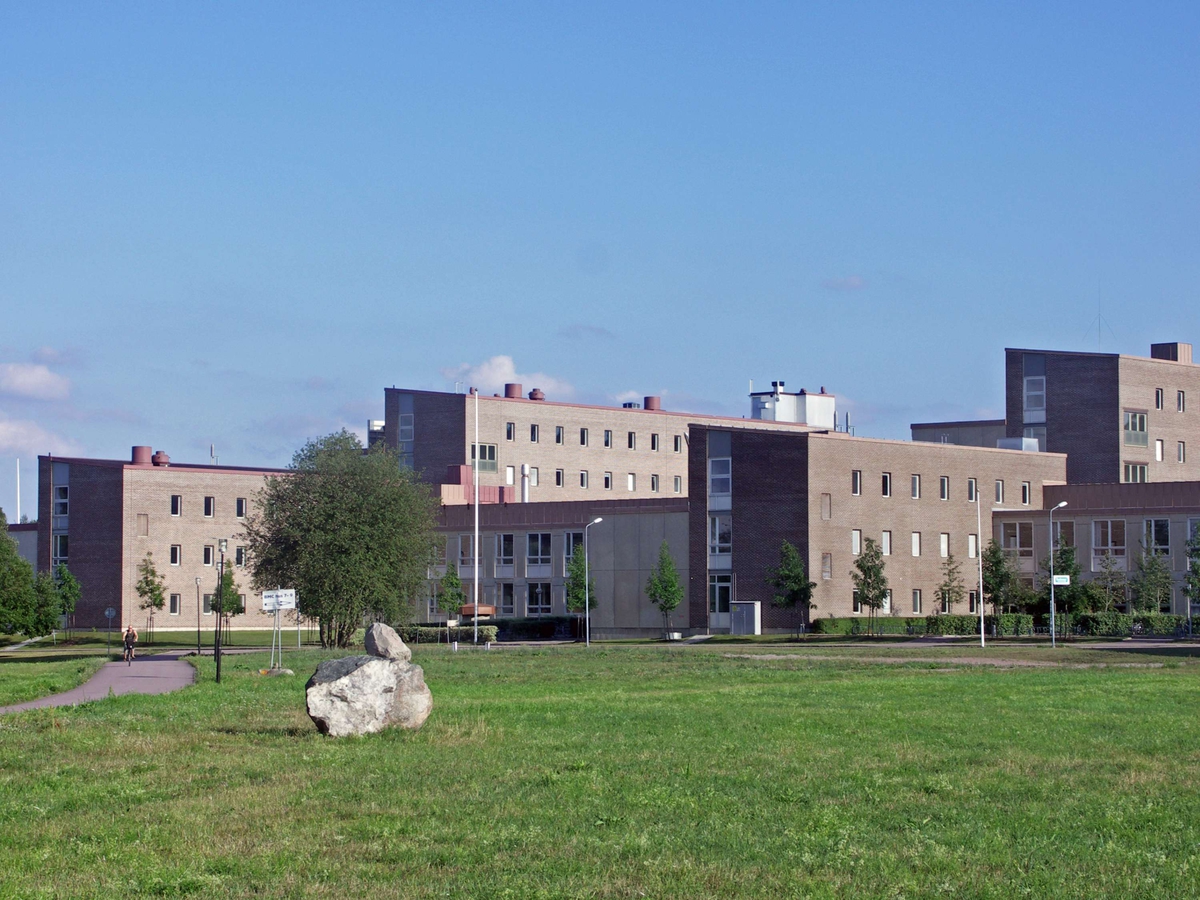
[398,625,499,644]
[1070,612,1187,636]
[812,616,918,635]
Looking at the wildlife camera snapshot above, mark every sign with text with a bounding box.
[262,590,297,611]
[1052,575,1071,586]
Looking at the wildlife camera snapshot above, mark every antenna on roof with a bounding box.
[210,444,218,466]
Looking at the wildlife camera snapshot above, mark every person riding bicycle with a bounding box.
[123,625,138,662]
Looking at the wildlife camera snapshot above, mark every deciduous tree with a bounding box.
[1130,544,1173,613]
[565,548,597,614]
[645,541,684,636]
[936,552,966,615]
[851,537,889,635]
[30,570,62,638]
[135,551,166,642]
[0,509,35,635]
[766,540,815,637]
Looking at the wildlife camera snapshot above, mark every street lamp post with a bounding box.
[195,577,202,654]
[215,538,228,683]
[976,491,986,648]
[584,517,604,647]
[1049,501,1068,649]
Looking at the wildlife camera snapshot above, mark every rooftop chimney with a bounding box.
[643,396,661,411]
[528,388,545,401]
[1151,342,1193,364]
[504,383,523,399]
[132,446,152,466]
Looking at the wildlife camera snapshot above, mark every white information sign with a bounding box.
[1052,575,1071,586]
[262,589,297,611]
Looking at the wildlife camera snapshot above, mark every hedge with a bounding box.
[398,625,499,644]
[812,616,920,635]
[988,613,1035,636]
[1071,613,1187,636]
[492,615,580,641]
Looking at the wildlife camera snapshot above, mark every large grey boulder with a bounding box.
[364,622,412,661]
[305,648,432,737]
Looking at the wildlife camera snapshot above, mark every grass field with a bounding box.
[1,642,1198,898]
[0,655,106,706]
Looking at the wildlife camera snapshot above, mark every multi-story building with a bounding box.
[6,522,38,568]
[686,424,1068,632]
[993,482,1200,617]
[37,447,285,630]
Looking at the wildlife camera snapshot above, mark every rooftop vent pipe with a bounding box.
[151,450,171,467]
[643,396,661,411]
[528,388,545,401]
[504,383,523,398]
[132,446,153,466]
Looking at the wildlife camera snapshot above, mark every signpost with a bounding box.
[104,607,116,656]
[262,589,296,670]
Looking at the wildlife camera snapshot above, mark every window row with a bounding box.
[168,495,248,518]
[505,424,683,453]
[429,581,559,618]
[165,544,248,567]
[850,472,1029,505]
[500,467,681,493]
[851,589,981,616]
[1005,517,1200,561]
[455,531,588,567]
[849,530,978,559]
[163,592,248,616]
[1152,388,1187,413]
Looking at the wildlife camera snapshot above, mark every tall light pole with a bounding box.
[473,388,480,645]
[584,517,603,647]
[976,490,986,648]
[215,538,228,682]
[1049,501,1068,649]
[195,577,202,654]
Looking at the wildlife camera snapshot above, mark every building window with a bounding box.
[995,480,1004,504]
[821,553,833,581]
[506,422,515,441]
[674,435,683,453]
[1123,411,1148,446]
[1179,391,1187,412]
[911,474,921,499]
[530,467,539,486]
[1144,519,1170,557]
[940,591,952,614]
[236,497,247,518]
[628,431,636,450]
[204,496,215,517]
[1024,376,1046,416]
[651,474,659,493]
[627,473,636,492]
[1155,388,1164,410]
[1156,439,1164,462]
[580,428,588,447]
[499,583,515,616]
[604,429,613,448]
[471,443,498,473]
[939,533,949,558]
[136,514,149,536]
[939,476,949,501]
[169,593,180,615]
[527,582,552,616]
[852,589,862,614]
[912,532,922,557]
[968,591,979,614]
[170,494,181,517]
[1002,522,1034,558]
[235,547,246,567]
[882,473,892,497]
[555,426,564,445]
[709,575,732,613]
[912,589,922,614]
[399,414,414,443]
[604,472,613,490]
[204,545,214,566]
[527,533,552,566]
[1180,442,1187,464]
[530,424,540,443]
[1021,482,1031,505]
[459,535,475,566]
[967,478,977,503]
[564,532,584,562]
[506,466,515,486]
[555,469,564,487]
[1123,463,1148,483]
[1093,520,1126,562]
[496,534,514,567]
[202,594,212,615]
[1053,520,1075,548]
[709,458,731,495]
[674,475,682,493]
[968,533,978,559]
[580,471,588,489]
[170,545,181,566]
[881,531,892,556]
[709,515,732,555]
[651,433,660,451]
[851,529,862,556]
[821,493,832,520]
[52,534,68,562]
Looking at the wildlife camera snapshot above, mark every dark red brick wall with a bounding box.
[687,425,710,629]
[384,390,467,486]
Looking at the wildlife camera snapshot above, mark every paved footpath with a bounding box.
[0,651,196,715]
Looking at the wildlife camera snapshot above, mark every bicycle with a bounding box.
[123,644,136,665]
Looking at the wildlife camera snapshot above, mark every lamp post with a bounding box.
[976,490,986,648]
[215,538,227,683]
[584,517,603,647]
[1049,501,1068,649]
[195,577,202,654]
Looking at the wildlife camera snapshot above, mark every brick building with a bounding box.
[37,447,285,631]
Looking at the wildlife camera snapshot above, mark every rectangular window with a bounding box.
[627,431,636,450]
[459,534,475,565]
[1144,519,1170,556]
[527,533,552,566]
[170,545,181,566]
[912,532,922,557]
[170,494,181,516]
[204,545,214,566]
[881,531,892,556]
[851,529,862,556]
[496,534,514,566]
[236,497,247,518]
[603,472,613,490]
[1180,442,1187,463]
[939,476,949,501]
[674,435,683,453]
[882,472,892,497]
[673,475,682,493]
[911,474,921,499]
[941,591,952,614]
[651,474,659,493]
[1123,411,1148,446]
[1093,519,1127,563]
[968,591,979,614]
[995,480,1004,504]
[709,458,731,494]
[555,469,564,487]
[169,593,181,615]
[506,465,515,485]
[1053,520,1075,548]
[939,533,949,558]
[851,470,862,496]
[967,478,977,503]
[1021,482,1031,505]
[821,493,832,520]
[506,422,515,441]
[1156,439,1164,462]
[709,515,732,554]
[1024,375,1046,417]
[968,533,978,559]
[627,473,636,492]
[136,513,149,536]
[530,467,539,486]
[912,589,922,614]
[604,429,613,448]
[579,470,588,489]
[564,532,584,561]
[530,424,540,443]
[1123,463,1148,483]
[52,534,68,561]
[1179,391,1187,412]
[399,414,414,443]
[852,589,862,614]
[527,582,552,616]
[580,427,588,447]
[651,433,660,451]
[1002,522,1034,558]
[709,574,732,613]
[204,496,215,517]
[1155,388,1164,410]
[555,426,564,445]
[499,582,515,616]
[202,594,212,615]
[471,443,498,473]
[235,546,246,567]
[821,553,833,581]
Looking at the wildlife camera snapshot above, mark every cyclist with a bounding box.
[122,625,138,664]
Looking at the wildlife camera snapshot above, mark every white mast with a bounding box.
[473,388,480,644]
[15,459,20,523]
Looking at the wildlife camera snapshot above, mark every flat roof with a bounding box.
[910,419,1006,429]
[991,481,1200,515]
[1006,347,1197,366]
[40,454,288,475]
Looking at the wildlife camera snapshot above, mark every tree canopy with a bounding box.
[645,541,684,634]
[936,552,966,615]
[851,537,889,634]
[766,540,815,635]
[0,508,36,636]
[1130,545,1173,613]
[565,547,597,614]
[243,431,441,648]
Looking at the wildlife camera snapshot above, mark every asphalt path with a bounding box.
[0,650,196,715]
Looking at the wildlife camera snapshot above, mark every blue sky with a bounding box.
[2,2,1199,518]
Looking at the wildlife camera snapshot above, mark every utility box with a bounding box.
[730,601,761,636]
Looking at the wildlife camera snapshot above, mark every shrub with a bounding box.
[985,613,1035,636]
[492,616,580,641]
[397,625,499,644]
[924,614,979,635]
[1074,612,1132,636]
[812,616,921,635]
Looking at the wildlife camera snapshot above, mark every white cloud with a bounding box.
[0,363,70,401]
[0,412,82,457]
[440,356,574,399]
[822,275,867,292]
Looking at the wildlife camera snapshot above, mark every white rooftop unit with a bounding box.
[750,381,836,429]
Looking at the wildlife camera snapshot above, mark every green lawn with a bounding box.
[1,645,1198,898]
[0,655,106,706]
